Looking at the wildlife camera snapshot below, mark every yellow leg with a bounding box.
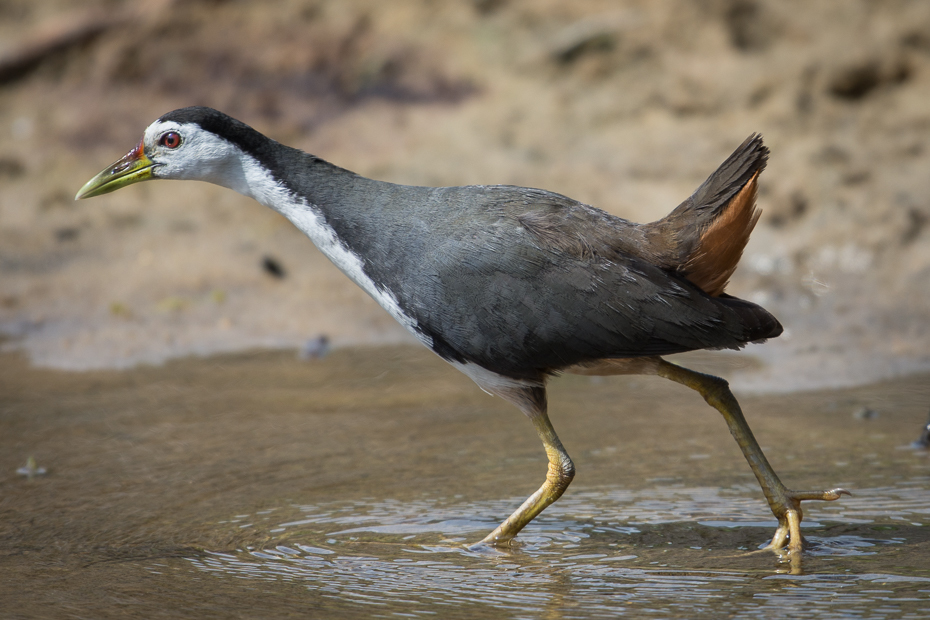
[656,360,849,554]
[476,386,575,547]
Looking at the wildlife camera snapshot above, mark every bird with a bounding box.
[76,106,848,556]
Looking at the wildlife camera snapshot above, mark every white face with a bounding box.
[143,120,251,194]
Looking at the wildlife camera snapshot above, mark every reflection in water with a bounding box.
[187,482,930,618]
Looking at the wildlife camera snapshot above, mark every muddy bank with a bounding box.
[0,0,928,391]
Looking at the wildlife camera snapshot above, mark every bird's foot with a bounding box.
[763,487,850,555]
[465,539,511,555]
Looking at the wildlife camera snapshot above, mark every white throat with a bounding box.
[230,152,431,348]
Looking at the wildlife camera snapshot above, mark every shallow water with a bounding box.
[2,346,928,618]
[185,485,930,619]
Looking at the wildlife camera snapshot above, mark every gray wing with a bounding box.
[395,187,778,380]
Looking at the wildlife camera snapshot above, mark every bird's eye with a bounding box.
[159,132,181,148]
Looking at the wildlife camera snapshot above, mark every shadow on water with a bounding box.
[1,346,928,617]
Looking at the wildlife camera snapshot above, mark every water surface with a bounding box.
[2,346,928,617]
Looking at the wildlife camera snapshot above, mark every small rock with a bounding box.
[298,335,330,360]
[262,255,286,279]
[852,406,879,420]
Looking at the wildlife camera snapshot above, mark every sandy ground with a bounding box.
[1,0,929,391]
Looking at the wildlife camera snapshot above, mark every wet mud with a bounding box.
[2,346,928,618]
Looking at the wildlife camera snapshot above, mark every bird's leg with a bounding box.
[656,360,849,554]
[476,386,575,547]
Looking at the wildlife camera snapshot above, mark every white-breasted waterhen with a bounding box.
[76,107,848,557]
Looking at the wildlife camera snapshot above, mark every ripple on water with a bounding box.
[186,482,930,618]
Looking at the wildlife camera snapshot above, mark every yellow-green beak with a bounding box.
[75,141,158,200]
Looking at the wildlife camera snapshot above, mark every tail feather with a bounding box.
[717,293,784,343]
[683,170,761,296]
[647,134,769,296]
[675,133,768,224]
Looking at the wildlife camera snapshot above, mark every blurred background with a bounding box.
[0,0,928,391]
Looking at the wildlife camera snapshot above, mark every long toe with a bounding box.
[790,488,851,502]
[767,487,852,554]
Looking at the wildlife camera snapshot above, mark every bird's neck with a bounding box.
[228,145,353,239]
[224,143,336,203]
[226,143,427,339]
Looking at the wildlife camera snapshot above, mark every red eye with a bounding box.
[159,132,181,148]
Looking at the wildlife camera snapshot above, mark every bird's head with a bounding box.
[75,107,259,200]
